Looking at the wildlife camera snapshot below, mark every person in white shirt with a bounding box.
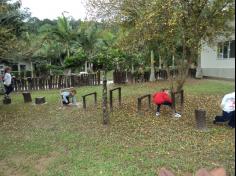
[213,92,235,128]
[61,88,77,105]
[3,67,13,98]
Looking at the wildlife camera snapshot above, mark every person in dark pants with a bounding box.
[152,88,181,118]
[61,88,77,106]
[213,92,235,128]
[3,67,13,99]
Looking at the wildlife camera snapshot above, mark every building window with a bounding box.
[12,64,18,71]
[230,40,235,58]
[217,40,235,59]
[20,65,26,71]
[0,65,4,75]
[217,43,223,59]
[223,41,229,58]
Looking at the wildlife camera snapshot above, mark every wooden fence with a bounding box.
[113,71,126,84]
[13,74,100,92]
[114,69,197,84]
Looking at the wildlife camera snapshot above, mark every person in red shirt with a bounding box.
[152,88,181,118]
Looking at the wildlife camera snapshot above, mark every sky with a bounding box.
[21,0,87,20]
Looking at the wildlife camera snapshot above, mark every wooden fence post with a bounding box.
[3,98,11,104]
[22,92,32,103]
[138,98,142,113]
[109,87,122,111]
[137,94,151,115]
[35,97,46,104]
[195,109,207,131]
[171,90,184,114]
[83,96,86,109]
[118,88,121,106]
[109,90,113,111]
[82,92,97,110]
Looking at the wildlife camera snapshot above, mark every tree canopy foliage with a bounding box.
[86,0,235,90]
[0,0,234,85]
[0,0,29,58]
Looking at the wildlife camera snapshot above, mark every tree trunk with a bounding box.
[116,60,120,71]
[149,50,156,82]
[49,59,52,75]
[85,61,88,73]
[175,40,188,92]
[131,63,134,74]
[30,60,34,77]
[159,55,162,69]
[102,72,109,125]
[195,48,203,79]
[172,55,175,68]
[18,64,21,75]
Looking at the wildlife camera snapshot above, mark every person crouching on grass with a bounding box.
[213,91,235,128]
[152,88,181,118]
[61,88,77,106]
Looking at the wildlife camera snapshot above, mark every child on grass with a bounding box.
[61,88,77,106]
[152,88,181,118]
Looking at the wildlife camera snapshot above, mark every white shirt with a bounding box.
[221,92,235,113]
[61,91,77,104]
[3,73,12,86]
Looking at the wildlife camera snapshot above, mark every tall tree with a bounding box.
[79,21,102,72]
[51,14,81,70]
[93,30,116,125]
[86,0,235,91]
[0,0,29,59]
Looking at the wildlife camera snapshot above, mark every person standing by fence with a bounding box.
[3,67,14,99]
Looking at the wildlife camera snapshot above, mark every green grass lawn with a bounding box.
[0,79,235,176]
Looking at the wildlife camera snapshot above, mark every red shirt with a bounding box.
[152,92,172,105]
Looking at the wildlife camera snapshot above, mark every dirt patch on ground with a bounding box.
[34,152,59,175]
[0,159,25,176]
[0,152,59,176]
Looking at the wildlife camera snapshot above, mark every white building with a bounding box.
[0,59,31,75]
[200,22,235,80]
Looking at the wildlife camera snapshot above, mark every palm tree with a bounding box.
[79,22,101,72]
[47,13,82,74]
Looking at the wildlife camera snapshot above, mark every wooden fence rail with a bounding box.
[12,74,100,92]
[171,90,184,114]
[82,92,97,109]
[137,94,152,115]
[109,87,122,111]
[114,69,197,84]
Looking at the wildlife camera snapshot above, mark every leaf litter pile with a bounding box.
[0,82,235,176]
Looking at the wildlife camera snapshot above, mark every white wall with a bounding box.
[0,60,31,73]
[200,18,235,79]
[200,44,235,79]
[201,43,235,69]
[17,60,31,71]
[200,32,235,80]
